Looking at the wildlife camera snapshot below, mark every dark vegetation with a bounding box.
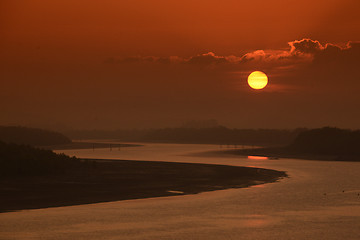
[65,127,306,146]
[0,126,71,146]
[0,141,80,177]
[0,159,286,212]
[288,127,360,155]
[224,127,360,161]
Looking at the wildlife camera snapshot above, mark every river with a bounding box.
[1,142,360,239]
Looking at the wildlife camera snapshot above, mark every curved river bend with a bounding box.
[1,143,360,240]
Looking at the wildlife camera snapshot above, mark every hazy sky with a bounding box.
[1,0,360,129]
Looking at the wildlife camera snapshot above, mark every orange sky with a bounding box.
[1,0,360,129]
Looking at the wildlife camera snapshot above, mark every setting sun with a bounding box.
[247,71,268,90]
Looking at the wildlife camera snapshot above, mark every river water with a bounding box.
[1,142,360,239]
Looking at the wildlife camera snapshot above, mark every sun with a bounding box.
[247,71,268,90]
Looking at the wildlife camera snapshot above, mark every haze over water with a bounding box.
[1,142,360,240]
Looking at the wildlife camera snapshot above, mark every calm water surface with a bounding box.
[1,142,360,240]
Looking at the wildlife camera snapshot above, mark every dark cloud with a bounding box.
[103,38,360,94]
[186,52,229,65]
[314,41,359,63]
[289,39,324,54]
[303,40,360,90]
[105,39,331,66]
[104,39,360,84]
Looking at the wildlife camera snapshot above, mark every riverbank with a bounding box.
[0,159,286,212]
[40,141,142,150]
[207,147,360,161]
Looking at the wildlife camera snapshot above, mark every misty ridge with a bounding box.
[226,127,360,161]
[1,125,360,160]
[65,126,306,147]
[289,127,360,156]
[1,124,303,148]
[0,126,71,146]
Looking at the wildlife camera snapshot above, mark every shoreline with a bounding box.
[0,159,286,213]
[203,148,360,162]
[39,142,142,150]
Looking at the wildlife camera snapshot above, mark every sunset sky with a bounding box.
[1,0,360,130]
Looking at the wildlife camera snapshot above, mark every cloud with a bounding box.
[103,38,360,91]
[301,40,360,90]
[241,50,267,61]
[106,38,345,67]
[186,52,229,65]
[289,38,324,54]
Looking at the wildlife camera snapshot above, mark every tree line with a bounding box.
[66,126,307,146]
[0,141,80,177]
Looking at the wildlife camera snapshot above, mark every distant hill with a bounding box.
[138,127,303,146]
[289,127,360,155]
[65,127,306,147]
[223,127,360,161]
[0,126,71,146]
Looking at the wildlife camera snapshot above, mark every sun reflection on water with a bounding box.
[248,156,269,160]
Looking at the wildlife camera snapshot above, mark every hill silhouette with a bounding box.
[289,127,360,155]
[66,127,306,146]
[0,141,80,177]
[0,126,71,146]
[222,127,360,161]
